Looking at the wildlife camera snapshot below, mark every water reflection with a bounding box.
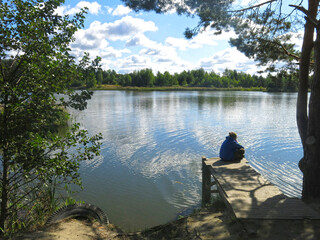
[71,90,302,231]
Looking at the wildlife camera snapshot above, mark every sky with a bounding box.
[57,0,302,75]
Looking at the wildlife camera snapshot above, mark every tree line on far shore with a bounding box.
[72,54,300,92]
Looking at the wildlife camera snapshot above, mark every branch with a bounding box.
[289,5,319,27]
[9,174,39,192]
[9,52,20,69]
[232,0,277,13]
[0,60,4,81]
[278,42,301,61]
[8,197,37,214]
[7,184,41,211]
[258,38,301,62]
[280,0,303,23]
[8,168,24,184]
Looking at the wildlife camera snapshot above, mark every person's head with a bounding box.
[229,132,237,140]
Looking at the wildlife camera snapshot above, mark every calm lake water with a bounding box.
[71,90,303,231]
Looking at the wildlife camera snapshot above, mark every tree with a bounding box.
[96,69,103,85]
[78,52,99,88]
[92,56,102,85]
[177,70,189,86]
[92,56,102,71]
[155,71,165,86]
[140,68,155,87]
[192,68,205,86]
[121,0,320,200]
[0,0,101,234]
[119,74,132,86]
[163,71,172,86]
[102,69,117,84]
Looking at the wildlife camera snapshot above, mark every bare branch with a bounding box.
[8,168,24,184]
[9,174,39,192]
[289,5,319,27]
[232,0,278,13]
[7,184,41,211]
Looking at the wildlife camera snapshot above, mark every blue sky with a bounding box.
[57,0,301,75]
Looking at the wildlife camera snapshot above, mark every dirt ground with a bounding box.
[11,200,320,240]
[12,206,242,240]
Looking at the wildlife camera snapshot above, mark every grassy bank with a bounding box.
[92,84,267,92]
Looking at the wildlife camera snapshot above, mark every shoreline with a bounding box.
[90,85,267,92]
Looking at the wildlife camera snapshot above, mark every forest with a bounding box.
[71,54,300,92]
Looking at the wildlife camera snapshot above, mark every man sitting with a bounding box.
[219,132,245,162]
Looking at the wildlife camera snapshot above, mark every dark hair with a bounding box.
[229,132,237,139]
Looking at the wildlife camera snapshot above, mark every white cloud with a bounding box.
[199,48,265,75]
[70,16,260,75]
[69,16,159,68]
[165,37,200,50]
[66,6,263,76]
[113,53,193,74]
[198,29,237,42]
[125,34,185,66]
[54,5,66,16]
[102,30,244,74]
[289,30,303,51]
[103,32,194,74]
[114,55,149,73]
[126,34,156,47]
[70,16,158,52]
[233,0,266,8]
[165,30,236,50]
[95,16,158,41]
[56,1,102,15]
[105,6,113,14]
[112,5,132,16]
[71,23,107,50]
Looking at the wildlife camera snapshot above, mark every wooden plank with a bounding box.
[205,157,320,220]
[202,156,211,206]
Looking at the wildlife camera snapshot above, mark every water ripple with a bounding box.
[73,90,304,231]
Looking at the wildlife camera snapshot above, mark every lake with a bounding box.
[70,90,303,231]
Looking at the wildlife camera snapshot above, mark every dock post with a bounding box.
[202,156,211,206]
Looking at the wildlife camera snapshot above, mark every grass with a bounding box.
[92,84,267,92]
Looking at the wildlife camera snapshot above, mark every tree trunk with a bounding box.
[0,151,9,234]
[0,96,9,234]
[297,1,318,149]
[302,25,320,200]
[297,0,319,200]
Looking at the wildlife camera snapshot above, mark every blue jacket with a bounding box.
[219,136,244,161]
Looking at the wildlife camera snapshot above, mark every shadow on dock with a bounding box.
[202,157,320,239]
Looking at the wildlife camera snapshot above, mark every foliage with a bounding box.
[83,67,298,91]
[71,53,103,88]
[131,68,155,87]
[0,0,102,235]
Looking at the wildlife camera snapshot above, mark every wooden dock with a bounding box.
[202,157,320,220]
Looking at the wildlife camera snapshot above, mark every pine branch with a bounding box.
[258,37,301,62]
[289,5,319,27]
